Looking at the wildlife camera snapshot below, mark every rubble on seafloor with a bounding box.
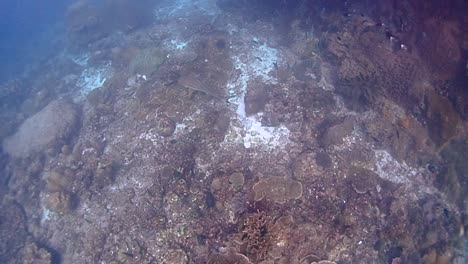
[0,0,467,263]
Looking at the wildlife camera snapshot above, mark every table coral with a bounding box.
[252,177,303,204]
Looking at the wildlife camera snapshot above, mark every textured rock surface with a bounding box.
[3,100,78,158]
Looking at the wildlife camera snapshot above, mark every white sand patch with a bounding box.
[243,115,290,148]
[75,62,112,101]
[250,43,279,82]
[41,208,54,223]
[170,39,188,50]
[227,40,290,149]
[373,150,420,184]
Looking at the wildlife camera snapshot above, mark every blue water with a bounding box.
[0,0,71,82]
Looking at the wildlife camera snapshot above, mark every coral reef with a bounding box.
[1,0,467,263]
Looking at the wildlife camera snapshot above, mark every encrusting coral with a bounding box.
[252,177,303,204]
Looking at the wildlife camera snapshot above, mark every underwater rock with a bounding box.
[22,242,52,264]
[300,254,320,264]
[347,166,378,194]
[45,191,74,215]
[320,117,354,147]
[46,170,73,193]
[229,172,245,188]
[65,0,105,46]
[129,47,166,76]
[211,178,223,191]
[245,82,268,116]
[0,201,28,262]
[252,177,303,204]
[178,73,225,100]
[3,100,78,158]
[163,249,189,264]
[315,152,332,169]
[425,91,460,148]
[94,159,116,189]
[208,252,251,264]
[439,139,468,206]
[155,115,176,137]
[420,18,463,81]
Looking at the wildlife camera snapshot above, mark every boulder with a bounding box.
[3,100,79,158]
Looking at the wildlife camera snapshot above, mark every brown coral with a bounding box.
[325,13,426,112]
[240,211,273,261]
[238,212,295,261]
[252,177,303,204]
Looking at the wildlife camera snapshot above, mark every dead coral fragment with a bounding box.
[252,177,303,203]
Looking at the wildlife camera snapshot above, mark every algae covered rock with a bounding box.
[252,177,303,204]
[164,249,189,264]
[3,99,79,158]
[208,252,251,264]
[45,191,74,215]
[129,47,166,76]
[22,242,52,264]
[229,172,245,188]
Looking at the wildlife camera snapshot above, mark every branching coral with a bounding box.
[240,211,273,261]
[237,212,295,261]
